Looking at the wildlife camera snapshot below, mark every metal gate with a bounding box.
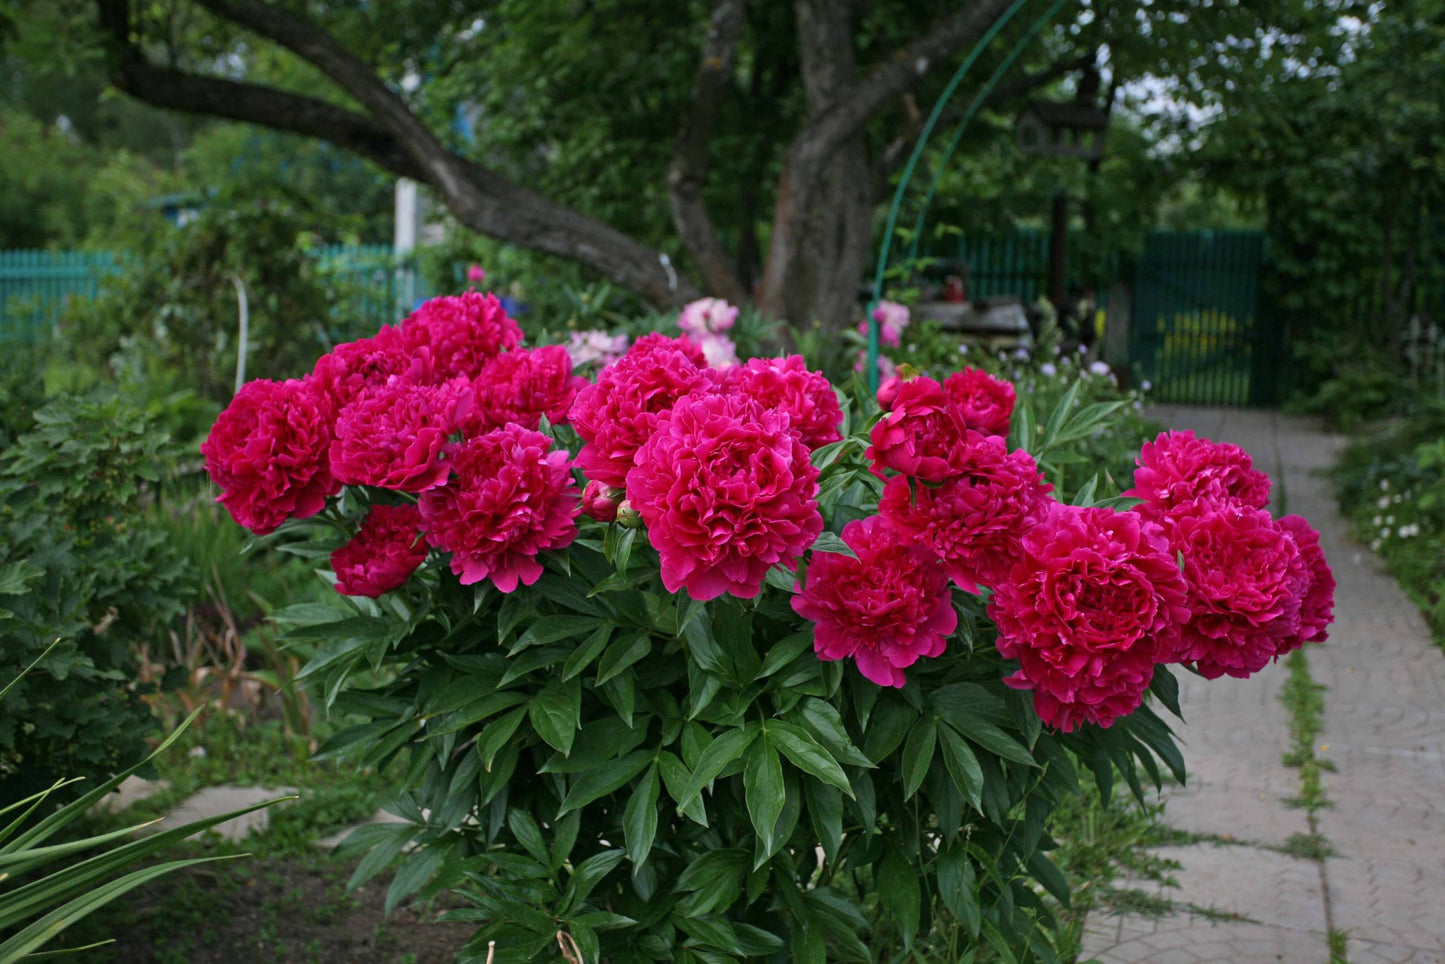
[1128,230,1275,406]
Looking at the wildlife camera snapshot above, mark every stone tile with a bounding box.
[1345,936,1445,964]
[98,775,170,814]
[1325,855,1445,953]
[154,785,295,842]
[1081,920,1330,964]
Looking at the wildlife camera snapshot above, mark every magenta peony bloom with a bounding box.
[876,376,902,411]
[626,392,823,601]
[581,480,623,522]
[311,326,432,410]
[419,425,579,592]
[466,263,486,283]
[466,345,587,435]
[331,504,429,597]
[792,516,956,687]
[627,330,707,368]
[401,291,523,381]
[859,300,910,349]
[723,355,843,449]
[565,330,630,368]
[677,297,739,336]
[879,432,1053,592]
[330,378,472,493]
[202,378,339,535]
[570,336,715,488]
[1163,501,1308,679]
[1125,430,1271,516]
[1277,514,1336,649]
[867,377,966,482]
[989,504,1190,731]
[943,368,1015,437]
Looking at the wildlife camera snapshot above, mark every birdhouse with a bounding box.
[1015,98,1108,160]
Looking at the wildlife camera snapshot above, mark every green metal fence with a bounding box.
[0,246,411,345]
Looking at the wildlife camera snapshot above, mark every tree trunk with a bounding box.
[780,139,875,330]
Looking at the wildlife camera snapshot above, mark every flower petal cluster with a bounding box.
[467,345,586,434]
[1125,430,1270,516]
[311,326,431,409]
[570,336,715,488]
[419,424,579,592]
[677,298,738,336]
[1162,501,1308,679]
[867,377,965,481]
[628,331,707,367]
[791,516,955,687]
[401,291,523,380]
[879,433,1053,592]
[723,355,843,449]
[859,300,910,349]
[1277,514,1336,649]
[330,378,472,492]
[331,504,428,597]
[943,368,1015,437]
[988,504,1189,731]
[565,330,629,368]
[626,392,822,601]
[202,378,339,534]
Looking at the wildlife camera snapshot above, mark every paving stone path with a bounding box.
[1081,406,1445,964]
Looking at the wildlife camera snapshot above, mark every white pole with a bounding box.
[232,277,249,394]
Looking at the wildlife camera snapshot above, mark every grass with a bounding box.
[1279,649,1330,812]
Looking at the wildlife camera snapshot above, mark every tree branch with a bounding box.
[667,0,748,304]
[98,0,696,306]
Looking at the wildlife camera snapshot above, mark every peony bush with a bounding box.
[205,291,1335,962]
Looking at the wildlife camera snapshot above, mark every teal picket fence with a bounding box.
[0,246,413,344]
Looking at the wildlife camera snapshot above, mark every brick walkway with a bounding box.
[1081,407,1445,964]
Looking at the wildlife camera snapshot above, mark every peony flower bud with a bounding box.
[582,481,624,522]
[615,499,643,528]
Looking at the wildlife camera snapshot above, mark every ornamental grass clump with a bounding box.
[203,292,1336,962]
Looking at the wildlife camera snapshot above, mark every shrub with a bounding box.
[208,293,1333,962]
[0,393,191,800]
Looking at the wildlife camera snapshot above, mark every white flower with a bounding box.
[958,343,969,354]
[1377,496,1391,509]
[1392,494,1403,504]
[1370,539,1383,552]
[1141,380,1153,392]
[1077,344,1088,353]
[1013,347,1030,360]
[1382,528,1393,538]
[1373,515,1383,526]
[1052,344,1062,356]
[1386,514,1395,525]
[1133,400,1143,411]
[1040,363,1057,377]
[1380,479,1390,491]
[1089,361,1111,376]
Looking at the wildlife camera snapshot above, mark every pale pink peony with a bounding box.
[943,368,1015,437]
[723,355,843,449]
[989,504,1190,731]
[401,291,523,381]
[1277,514,1336,649]
[696,333,741,370]
[677,297,739,336]
[1125,430,1271,516]
[867,376,965,482]
[331,504,429,598]
[570,336,714,488]
[879,432,1053,592]
[418,424,579,592]
[330,377,472,493]
[791,515,956,688]
[1162,501,1308,679]
[859,300,910,349]
[854,351,897,381]
[202,377,339,535]
[311,326,432,410]
[466,345,586,435]
[565,330,630,368]
[626,392,822,601]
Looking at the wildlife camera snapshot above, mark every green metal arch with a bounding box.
[865,0,1074,392]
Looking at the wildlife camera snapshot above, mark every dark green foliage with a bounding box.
[0,392,191,800]
[271,390,1179,962]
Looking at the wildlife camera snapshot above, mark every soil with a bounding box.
[76,855,475,964]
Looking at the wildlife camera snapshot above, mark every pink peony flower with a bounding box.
[1125,430,1271,516]
[331,504,429,597]
[677,297,739,336]
[466,345,586,435]
[581,481,623,522]
[627,331,707,368]
[879,433,1053,592]
[943,368,1015,437]
[419,424,579,592]
[330,378,472,493]
[202,378,339,535]
[867,377,965,482]
[854,351,897,381]
[989,504,1190,731]
[1162,501,1308,679]
[696,333,741,370]
[723,355,843,449]
[311,326,432,410]
[626,392,823,601]
[792,516,956,687]
[401,291,523,381]
[876,376,902,411]
[466,264,486,283]
[565,330,630,368]
[1277,514,1335,649]
[570,336,714,489]
[859,300,910,349]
